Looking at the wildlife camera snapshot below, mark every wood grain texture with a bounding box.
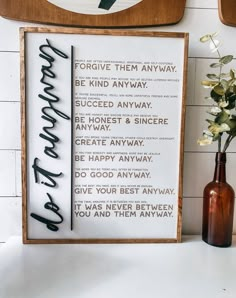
[23,238,179,244]
[20,28,28,244]
[218,0,236,27]
[177,32,189,243]
[0,0,186,27]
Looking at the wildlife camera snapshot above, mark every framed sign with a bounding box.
[0,0,186,27]
[21,28,188,244]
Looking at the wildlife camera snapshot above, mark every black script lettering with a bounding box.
[39,39,68,104]
[40,107,59,158]
[30,40,70,233]
[30,193,63,231]
[32,157,62,188]
[38,39,70,159]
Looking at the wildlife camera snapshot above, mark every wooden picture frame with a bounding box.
[21,27,189,244]
[218,0,236,27]
[0,0,186,27]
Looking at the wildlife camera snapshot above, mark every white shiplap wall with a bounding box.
[0,0,236,243]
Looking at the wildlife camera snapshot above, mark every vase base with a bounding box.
[202,237,231,248]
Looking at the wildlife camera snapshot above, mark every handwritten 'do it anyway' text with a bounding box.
[31,39,70,232]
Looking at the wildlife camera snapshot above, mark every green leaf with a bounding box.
[210,89,222,102]
[210,62,223,68]
[215,110,230,124]
[211,32,219,38]
[221,79,229,90]
[220,73,230,78]
[229,131,236,138]
[201,80,218,87]
[230,69,235,79]
[206,73,218,79]
[225,93,236,109]
[213,84,225,95]
[226,119,236,130]
[200,34,211,42]
[226,92,236,101]
[219,55,234,64]
[206,119,215,125]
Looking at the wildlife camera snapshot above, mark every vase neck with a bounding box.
[213,152,226,182]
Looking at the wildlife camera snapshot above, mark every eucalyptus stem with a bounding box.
[210,36,221,59]
[223,135,234,152]
[198,33,236,152]
[210,36,223,80]
[218,136,222,152]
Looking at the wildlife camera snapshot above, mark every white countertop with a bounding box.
[0,236,235,298]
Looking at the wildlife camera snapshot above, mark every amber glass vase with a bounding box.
[202,152,235,247]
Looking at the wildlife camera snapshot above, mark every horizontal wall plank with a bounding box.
[0,197,21,241]
[182,197,202,234]
[0,102,20,150]
[186,0,218,9]
[0,52,20,102]
[0,151,16,196]
[16,151,21,197]
[186,58,196,106]
[0,17,38,51]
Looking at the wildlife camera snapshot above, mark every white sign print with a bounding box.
[22,29,188,243]
[47,0,142,15]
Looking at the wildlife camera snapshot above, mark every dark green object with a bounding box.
[98,0,117,10]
